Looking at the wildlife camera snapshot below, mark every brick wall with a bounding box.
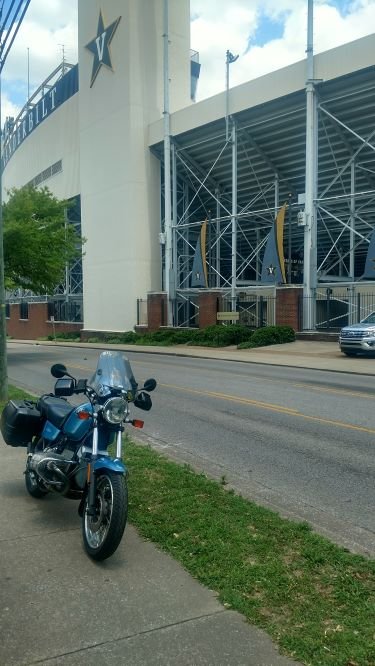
[275,287,302,330]
[6,303,82,340]
[198,293,220,328]
[147,292,167,331]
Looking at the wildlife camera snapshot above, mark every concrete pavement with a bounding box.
[1,338,371,665]
[8,336,375,375]
[0,437,299,665]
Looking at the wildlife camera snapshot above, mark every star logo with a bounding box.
[85,10,121,88]
[267,264,276,276]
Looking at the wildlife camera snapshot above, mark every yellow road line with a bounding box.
[45,361,375,433]
[159,382,375,434]
[128,359,375,401]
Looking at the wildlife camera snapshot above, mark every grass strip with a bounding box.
[2,387,374,665]
[125,439,375,666]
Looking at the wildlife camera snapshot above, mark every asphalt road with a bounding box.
[6,342,375,557]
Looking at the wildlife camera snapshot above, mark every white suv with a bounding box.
[339,312,375,356]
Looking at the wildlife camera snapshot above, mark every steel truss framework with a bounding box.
[154,62,375,329]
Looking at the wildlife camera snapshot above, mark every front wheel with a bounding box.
[82,471,128,561]
[343,350,357,357]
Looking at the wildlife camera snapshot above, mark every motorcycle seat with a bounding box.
[38,395,74,429]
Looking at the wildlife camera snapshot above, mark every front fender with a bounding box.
[93,456,127,475]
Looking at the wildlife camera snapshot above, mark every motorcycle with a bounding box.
[0,350,156,561]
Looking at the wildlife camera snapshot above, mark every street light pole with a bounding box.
[225,50,238,142]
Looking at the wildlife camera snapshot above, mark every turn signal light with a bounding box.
[78,410,91,420]
[132,419,144,429]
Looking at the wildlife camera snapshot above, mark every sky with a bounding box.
[1,0,375,120]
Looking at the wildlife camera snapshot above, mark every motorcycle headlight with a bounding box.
[102,397,127,424]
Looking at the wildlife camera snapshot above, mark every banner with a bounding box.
[261,204,287,284]
[191,220,208,288]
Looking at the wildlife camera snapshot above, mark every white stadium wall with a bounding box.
[78,0,191,333]
[2,93,80,203]
[3,0,191,334]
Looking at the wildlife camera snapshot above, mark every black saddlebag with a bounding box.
[0,400,42,447]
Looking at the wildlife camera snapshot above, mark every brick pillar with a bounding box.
[198,293,220,328]
[276,287,302,331]
[147,292,167,331]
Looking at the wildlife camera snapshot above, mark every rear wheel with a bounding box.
[25,465,48,498]
[82,471,128,561]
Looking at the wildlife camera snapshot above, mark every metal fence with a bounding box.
[47,298,83,323]
[221,294,276,328]
[299,291,375,330]
[136,299,148,326]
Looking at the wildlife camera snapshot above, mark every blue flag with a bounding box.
[261,204,286,284]
[191,220,208,288]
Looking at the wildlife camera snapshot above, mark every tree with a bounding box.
[3,185,82,293]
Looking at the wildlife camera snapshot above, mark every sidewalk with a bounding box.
[9,337,375,375]
[1,338,370,665]
[0,437,299,665]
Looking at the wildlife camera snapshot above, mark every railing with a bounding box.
[136,299,148,326]
[299,292,375,330]
[47,298,83,323]
[221,294,276,328]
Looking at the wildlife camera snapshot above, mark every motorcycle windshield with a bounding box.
[89,351,138,399]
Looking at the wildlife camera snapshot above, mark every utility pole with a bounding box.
[0,0,32,400]
[0,74,7,401]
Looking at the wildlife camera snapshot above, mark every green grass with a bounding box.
[125,440,375,666]
[2,386,374,665]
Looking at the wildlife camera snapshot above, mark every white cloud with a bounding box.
[1,0,78,119]
[191,0,375,100]
[1,0,374,119]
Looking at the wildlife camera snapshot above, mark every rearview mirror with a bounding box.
[54,378,75,397]
[143,378,157,392]
[134,391,152,411]
[51,363,68,379]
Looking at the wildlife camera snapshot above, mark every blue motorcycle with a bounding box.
[0,351,156,561]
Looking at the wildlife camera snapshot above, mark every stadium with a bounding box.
[3,0,375,338]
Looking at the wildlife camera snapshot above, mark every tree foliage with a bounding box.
[3,185,82,293]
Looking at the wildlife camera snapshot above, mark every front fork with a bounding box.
[86,425,123,516]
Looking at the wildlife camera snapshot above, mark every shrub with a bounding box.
[237,325,295,349]
[135,328,198,346]
[104,331,139,344]
[192,324,253,347]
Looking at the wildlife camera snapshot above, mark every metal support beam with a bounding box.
[163,0,174,325]
[350,161,356,279]
[303,0,318,329]
[216,189,221,287]
[172,142,178,313]
[231,120,238,314]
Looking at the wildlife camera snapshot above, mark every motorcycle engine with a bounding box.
[29,448,75,493]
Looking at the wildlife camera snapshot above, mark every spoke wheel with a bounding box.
[82,471,128,561]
